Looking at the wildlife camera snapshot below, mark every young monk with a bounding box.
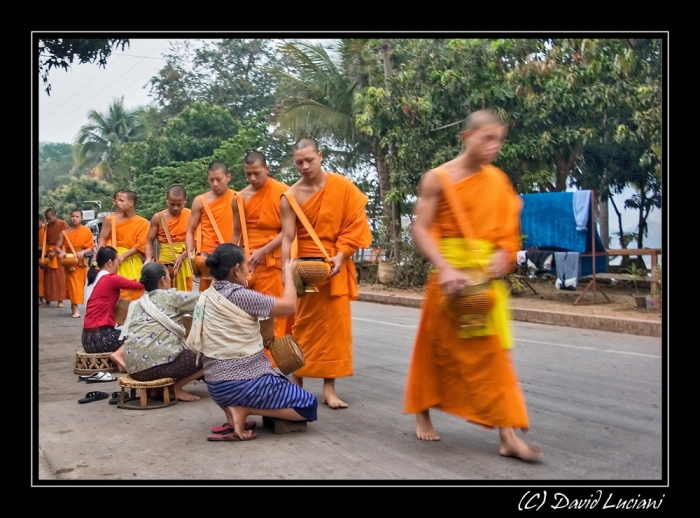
[42,208,69,308]
[145,184,193,292]
[186,161,235,292]
[96,190,150,301]
[280,138,373,409]
[403,109,542,462]
[231,151,291,350]
[58,208,95,318]
[38,214,46,305]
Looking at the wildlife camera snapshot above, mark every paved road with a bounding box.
[34,298,664,486]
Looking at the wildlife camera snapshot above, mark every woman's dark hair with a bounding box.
[87,246,118,285]
[206,243,245,281]
[140,262,167,292]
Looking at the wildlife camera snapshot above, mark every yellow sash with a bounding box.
[116,247,143,282]
[158,241,191,291]
[434,237,512,349]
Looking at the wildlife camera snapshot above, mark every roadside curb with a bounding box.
[356,292,662,338]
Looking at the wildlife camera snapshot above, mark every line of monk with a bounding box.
[38,118,542,461]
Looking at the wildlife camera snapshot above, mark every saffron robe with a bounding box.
[403,164,529,430]
[43,219,68,302]
[108,215,150,301]
[156,208,193,292]
[286,172,372,379]
[38,225,45,298]
[241,178,291,345]
[198,190,235,291]
[63,225,94,305]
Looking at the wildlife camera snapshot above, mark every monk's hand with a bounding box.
[439,266,472,296]
[329,253,345,277]
[249,248,265,271]
[487,248,511,279]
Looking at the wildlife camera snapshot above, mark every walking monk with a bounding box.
[42,208,68,308]
[280,138,372,409]
[231,151,290,342]
[38,214,46,305]
[186,160,235,292]
[403,109,542,462]
[96,190,150,301]
[58,208,95,318]
[145,184,193,292]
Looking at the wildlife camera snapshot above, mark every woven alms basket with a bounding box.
[269,334,305,375]
[60,253,78,270]
[259,317,275,342]
[444,280,496,333]
[296,258,331,293]
[114,298,131,326]
[194,254,211,279]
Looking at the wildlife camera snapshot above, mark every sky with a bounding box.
[35,36,663,262]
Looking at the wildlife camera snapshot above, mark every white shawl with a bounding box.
[119,291,186,341]
[84,269,109,311]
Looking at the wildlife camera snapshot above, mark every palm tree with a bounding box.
[269,40,400,256]
[73,96,145,182]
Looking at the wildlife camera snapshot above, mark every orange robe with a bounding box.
[38,226,45,299]
[403,164,529,430]
[63,225,94,305]
[43,219,68,303]
[242,178,291,344]
[108,215,150,301]
[157,208,193,292]
[198,190,235,291]
[286,173,372,379]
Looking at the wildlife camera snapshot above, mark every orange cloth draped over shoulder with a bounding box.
[403,164,529,430]
[286,172,372,379]
[157,208,192,292]
[244,178,291,344]
[198,190,234,291]
[38,226,45,299]
[64,225,94,305]
[109,215,150,301]
[44,219,68,302]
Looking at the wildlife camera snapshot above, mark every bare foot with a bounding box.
[57,302,64,308]
[321,395,348,409]
[174,387,200,402]
[72,313,81,318]
[415,410,440,441]
[230,406,256,439]
[499,429,543,462]
[109,351,127,373]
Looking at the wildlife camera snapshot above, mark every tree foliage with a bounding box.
[40,176,117,220]
[38,38,129,96]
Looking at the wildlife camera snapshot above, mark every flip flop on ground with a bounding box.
[86,372,118,383]
[78,391,109,404]
[207,431,257,441]
[210,421,256,434]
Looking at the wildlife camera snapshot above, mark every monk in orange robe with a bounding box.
[145,184,193,292]
[96,190,150,301]
[232,151,291,350]
[38,214,46,305]
[42,208,68,308]
[186,160,235,292]
[403,109,542,462]
[281,138,372,409]
[58,208,95,318]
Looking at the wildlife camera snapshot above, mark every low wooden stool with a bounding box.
[74,350,118,375]
[262,416,307,434]
[117,375,177,410]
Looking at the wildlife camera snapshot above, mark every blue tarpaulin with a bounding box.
[519,190,607,277]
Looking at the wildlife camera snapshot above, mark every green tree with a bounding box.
[38,142,75,202]
[38,38,129,95]
[40,176,117,220]
[73,97,146,184]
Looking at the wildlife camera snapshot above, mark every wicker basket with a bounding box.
[269,334,305,375]
[444,280,496,333]
[296,258,331,293]
[114,298,131,326]
[259,317,275,342]
[164,264,176,279]
[195,254,211,278]
[38,257,50,267]
[60,253,77,270]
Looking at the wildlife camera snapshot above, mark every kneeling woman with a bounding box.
[118,262,204,402]
[186,243,317,440]
[82,246,144,354]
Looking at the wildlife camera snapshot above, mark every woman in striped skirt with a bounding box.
[186,243,317,440]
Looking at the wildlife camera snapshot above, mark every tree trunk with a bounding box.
[598,192,609,249]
